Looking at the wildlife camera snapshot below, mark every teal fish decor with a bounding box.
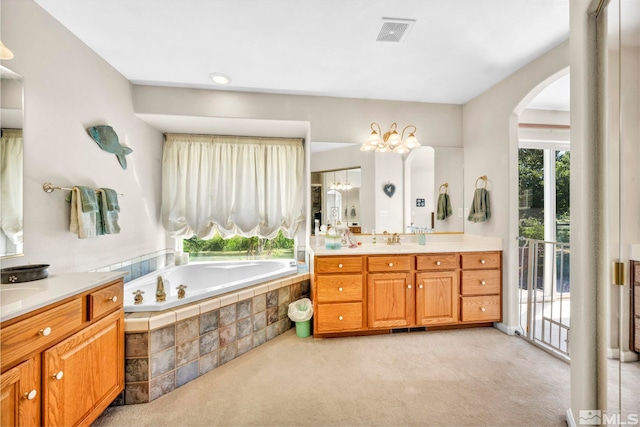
[86,125,133,170]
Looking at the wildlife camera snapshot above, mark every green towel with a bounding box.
[97,188,121,234]
[436,193,452,220]
[75,186,98,212]
[468,188,491,223]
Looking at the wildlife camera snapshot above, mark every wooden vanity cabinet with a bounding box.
[313,257,366,334]
[1,356,40,427]
[0,278,124,427]
[367,255,413,328]
[632,261,639,353]
[415,254,459,326]
[459,252,502,323]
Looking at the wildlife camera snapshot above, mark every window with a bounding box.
[183,230,294,261]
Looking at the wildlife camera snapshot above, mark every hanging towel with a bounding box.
[69,186,98,238]
[436,193,452,220]
[467,188,491,223]
[97,188,121,234]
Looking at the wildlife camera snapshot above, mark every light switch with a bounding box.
[379,210,389,217]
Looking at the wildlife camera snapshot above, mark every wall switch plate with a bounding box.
[458,208,463,217]
[379,210,389,217]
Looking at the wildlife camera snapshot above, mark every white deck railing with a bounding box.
[517,236,571,361]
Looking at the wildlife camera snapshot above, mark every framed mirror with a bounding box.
[1,66,24,258]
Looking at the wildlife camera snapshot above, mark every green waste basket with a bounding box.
[295,320,311,338]
[288,298,313,338]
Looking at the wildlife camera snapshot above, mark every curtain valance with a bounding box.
[161,134,305,240]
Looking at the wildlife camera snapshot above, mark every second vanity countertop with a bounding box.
[308,234,503,257]
[1,271,127,323]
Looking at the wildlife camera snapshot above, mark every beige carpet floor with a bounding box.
[94,327,574,427]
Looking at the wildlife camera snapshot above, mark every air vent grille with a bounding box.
[376,18,415,43]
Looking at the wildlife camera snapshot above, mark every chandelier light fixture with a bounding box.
[360,122,420,153]
[329,170,352,190]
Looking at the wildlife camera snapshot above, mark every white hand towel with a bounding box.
[69,188,97,238]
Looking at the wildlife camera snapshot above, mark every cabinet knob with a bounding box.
[419,284,424,289]
[338,263,343,268]
[338,315,344,321]
[436,261,441,266]
[407,285,412,289]
[481,281,486,286]
[22,390,37,400]
[338,287,343,292]
[480,259,486,264]
[388,262,394,267]
[38,327,52,337]
[480,307,486,312]
[108,296,118,303]
[52,371,64,381]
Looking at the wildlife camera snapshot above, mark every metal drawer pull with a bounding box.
[338,315,344,321]
[480,307,486,312]
[481,259,486,264]
[22,390,37,400]
[108,296,118,303]
[338,287,343,292]
[338,264,343,268]
[52,371,64,381]
[388,262,393,267]
[407,285,412,289]
[38,327,52,337]
[419,284,424,289]
[436,261,441,266]
[481,281,486,286]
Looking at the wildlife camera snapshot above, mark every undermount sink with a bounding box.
[1,287,43,306]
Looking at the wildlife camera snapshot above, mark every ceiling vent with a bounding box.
[376,18,415,43]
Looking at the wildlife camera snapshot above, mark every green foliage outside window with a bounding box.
[183,230,294,260]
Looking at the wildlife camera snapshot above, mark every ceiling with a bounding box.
[34,0,571,106]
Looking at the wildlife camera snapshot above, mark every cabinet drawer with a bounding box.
[316,257,362,274]
[461,270,501,295]
[315,303,363,333]
[416,254,458,271]
[461,252,501,270]
[316,275,363,303]
[88,281,123,321]
[368,256,411,272]
[1,299,83,372]
[460,296,501,322]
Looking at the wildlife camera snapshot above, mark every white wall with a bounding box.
[462,39,570,333]
[1,0,166,273]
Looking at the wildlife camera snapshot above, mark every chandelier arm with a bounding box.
[401,125,417,141]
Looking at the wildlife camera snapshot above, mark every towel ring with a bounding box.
[475,176,487,189]
[439,183,448,194]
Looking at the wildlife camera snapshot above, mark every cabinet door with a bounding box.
[1,356,40,427]
[43,310,124,427]
[368,273,413,328]
[415,271,459,326]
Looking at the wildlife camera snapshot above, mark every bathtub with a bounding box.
[124,259,298,312]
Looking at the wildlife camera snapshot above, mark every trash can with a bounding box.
[288,298,314,338]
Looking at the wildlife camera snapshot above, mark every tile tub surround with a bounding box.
[122,273,311,404]
[92,249,173,283]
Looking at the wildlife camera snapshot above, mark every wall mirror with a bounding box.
[310,143,464,234]
[311,167,361,233]
[1,66,24,258]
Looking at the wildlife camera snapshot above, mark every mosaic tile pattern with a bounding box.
[122,277,310,404]
[92,249,172,283]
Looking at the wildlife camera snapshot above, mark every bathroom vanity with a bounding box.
[0,272,125,426]
[309,236,502,337]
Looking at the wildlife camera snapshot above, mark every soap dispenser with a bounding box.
[372,229,376,245]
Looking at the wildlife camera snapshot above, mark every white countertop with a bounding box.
[309,234,502,256]
[1,271,126,323]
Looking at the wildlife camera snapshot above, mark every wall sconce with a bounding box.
[360,122,420,153]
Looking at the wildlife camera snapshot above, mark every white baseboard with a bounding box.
[566,408,576,427]
[494,322,519,336]
[608,347,620,359]
[620,350,639,362]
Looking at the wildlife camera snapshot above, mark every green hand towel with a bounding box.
[97,188,121,234]
[75,186,98,213]
[467,188,491,223]
[437,193,453,220]
[100,188,120,212]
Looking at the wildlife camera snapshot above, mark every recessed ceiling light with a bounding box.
[210,72,231,85]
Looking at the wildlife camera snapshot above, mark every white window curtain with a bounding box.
[161,133,305,240]
[0,129,23,245]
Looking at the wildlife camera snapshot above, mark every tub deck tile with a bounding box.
[199,297,220,314]
[176,317,199,344]
[219,304,237,326]
[175,305,199,321]
[199,309,219,334]
[150,371,175,401]
[199,330,219,356]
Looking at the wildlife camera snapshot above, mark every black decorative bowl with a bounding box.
[1,264,50,284]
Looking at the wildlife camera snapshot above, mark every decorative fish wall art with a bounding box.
[86,125,133,170]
